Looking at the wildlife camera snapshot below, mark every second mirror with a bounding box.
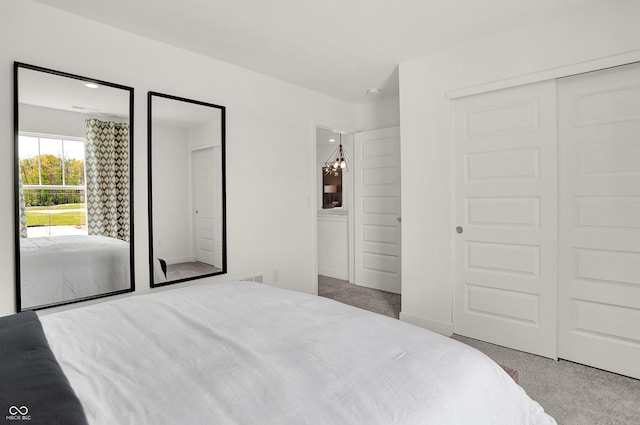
[148,92,226,287]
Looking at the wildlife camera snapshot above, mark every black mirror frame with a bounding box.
[147,91,227,288]
[14,62,135,311]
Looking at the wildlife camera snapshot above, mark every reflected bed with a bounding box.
[27,281,557,425]
[20,235,130,308]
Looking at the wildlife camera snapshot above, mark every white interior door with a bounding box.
[558,62,640,379]
[453,81,558,359]
[354,126,401,294]
[192,147,216,265]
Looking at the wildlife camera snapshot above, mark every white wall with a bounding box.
[188,118,221,149]
[317,213,349,280]
[355,96,400,131]
[398,0,640,334]
[0,0,357,316]
[19,104,126,137]
[151,123,191,264]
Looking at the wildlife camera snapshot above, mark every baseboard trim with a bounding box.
[399,312,454,336]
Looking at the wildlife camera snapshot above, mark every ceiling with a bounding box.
[33,0,604,103]
[316,127,340,147]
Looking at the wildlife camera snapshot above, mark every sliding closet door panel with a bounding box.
[558,62,640,379]
[453,81,558,359]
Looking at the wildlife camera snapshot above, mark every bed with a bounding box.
[19,235,131,308]
[5,280,556,425]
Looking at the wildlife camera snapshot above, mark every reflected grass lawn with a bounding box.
[27,212,86,226]
[26,203,86,227]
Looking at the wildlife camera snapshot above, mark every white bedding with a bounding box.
[41,281,556,425]
[20,235,130,308]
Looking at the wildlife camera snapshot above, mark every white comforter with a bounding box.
[41,281,556,425]
[20,235,130,308]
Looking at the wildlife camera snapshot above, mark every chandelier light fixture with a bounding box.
[323,133,349,176]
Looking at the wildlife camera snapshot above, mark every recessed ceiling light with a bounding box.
[82,81,100,89]
[367,88,380,96]
[329,138,336,143]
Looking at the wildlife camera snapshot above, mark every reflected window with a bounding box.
[18,133,87,237]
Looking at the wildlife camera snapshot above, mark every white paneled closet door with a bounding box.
[557,63,640,379]
[452,81,558,359]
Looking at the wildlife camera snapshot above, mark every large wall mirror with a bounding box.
[14,62,134,311]
[148,92,226,287]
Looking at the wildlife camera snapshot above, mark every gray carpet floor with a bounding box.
[166,261,221,281]
[318,275,640,425]
[318,275,401,319]
[454,335,640,425]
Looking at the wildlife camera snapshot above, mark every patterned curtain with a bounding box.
[18,172,28,238]
[85,118,130,242]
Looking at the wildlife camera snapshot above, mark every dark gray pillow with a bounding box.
[0,311,88,425]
